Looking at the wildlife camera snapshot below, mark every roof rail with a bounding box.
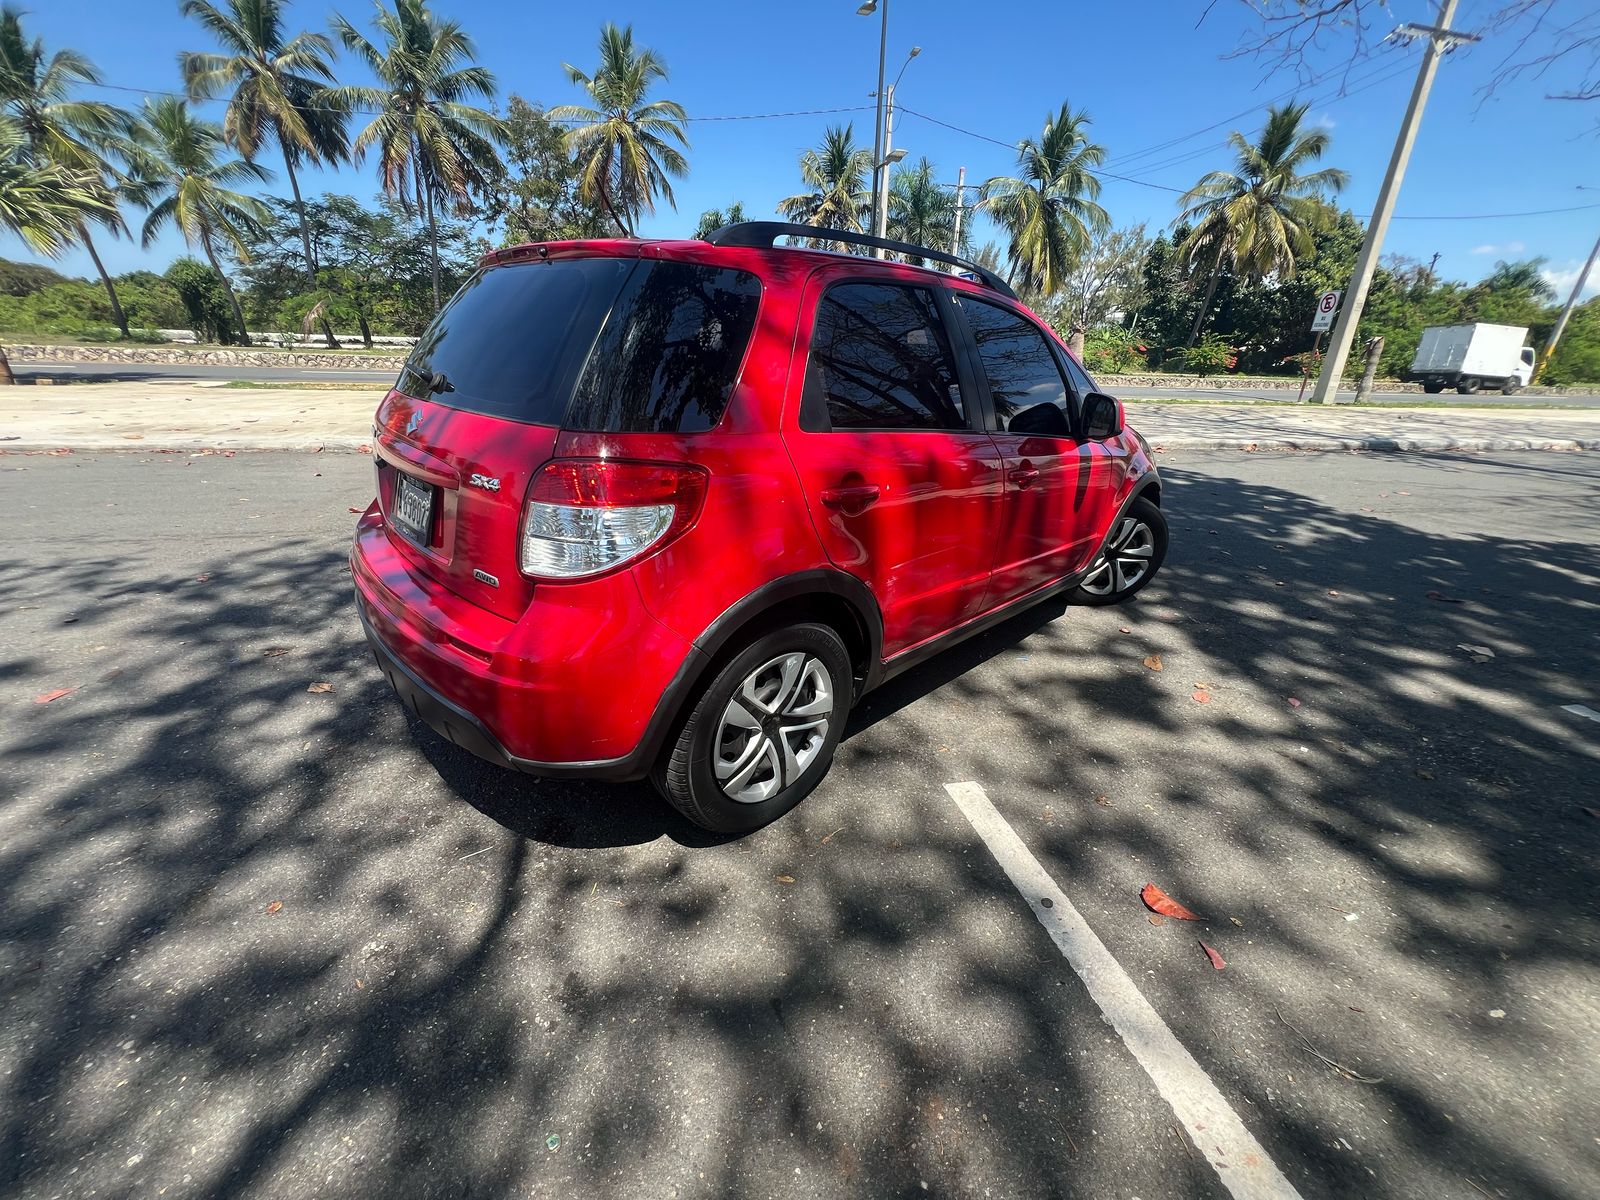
[704,221,1016,300]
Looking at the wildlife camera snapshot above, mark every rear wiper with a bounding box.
[427,371,455,395]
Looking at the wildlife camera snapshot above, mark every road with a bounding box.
[3,449,1598,1200]
[16,358,1600,406]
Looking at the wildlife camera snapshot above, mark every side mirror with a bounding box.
[1083,391,1124,439]
[1007,402,1071,437]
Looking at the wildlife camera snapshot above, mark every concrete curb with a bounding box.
[4,436,1593,455]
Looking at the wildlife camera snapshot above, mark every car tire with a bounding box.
[1070,496,1168,607]
[1457,377,1479,395]
[1422,381,1444,394]
[653,622,851,833]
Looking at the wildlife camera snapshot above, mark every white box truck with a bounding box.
[1410,323,1535,395]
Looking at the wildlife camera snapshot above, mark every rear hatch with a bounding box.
[373,245,764,621]
[374,253,637,620]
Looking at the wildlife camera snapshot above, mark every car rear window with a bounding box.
[566,261,762,433]
[399,257,761,433]
[399,258,633,425]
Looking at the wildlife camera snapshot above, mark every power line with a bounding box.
[79,79,872,124]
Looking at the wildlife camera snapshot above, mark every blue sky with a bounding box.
[7,0,1600,301]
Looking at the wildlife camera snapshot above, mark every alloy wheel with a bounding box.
[1080,517,1156,598]
[713,653,834,804]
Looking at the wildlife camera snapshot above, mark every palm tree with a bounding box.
[333,0,504,311]
[0,6,135,335]
[777,123,870,246]
[1175,102,1347,345]
[693,200,745,239]
[887,156,957,264]
[178,0,348,342]
[552,23,688,238]
[0,113,117,381]
[128,96,271,345]
[979,103,1109,299]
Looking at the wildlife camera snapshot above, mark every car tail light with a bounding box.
[520,459,708,579]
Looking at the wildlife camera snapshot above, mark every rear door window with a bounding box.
[399,258,633,425]
[802,283,966,431]
[567,262,762,433]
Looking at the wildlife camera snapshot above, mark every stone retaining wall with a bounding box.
[4,343,408,371]
[7,342,1599,395]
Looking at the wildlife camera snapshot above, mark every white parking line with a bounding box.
[1561,703,1600,723]
[943,781,1303,1200]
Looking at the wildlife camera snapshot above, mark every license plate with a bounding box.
[392,472,436,546]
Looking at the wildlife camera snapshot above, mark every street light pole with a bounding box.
[1535,225,1600,383]
[1311,0,1472,404]
[859,1,888,241]
[876,83,897,242]
[951,165,967,260]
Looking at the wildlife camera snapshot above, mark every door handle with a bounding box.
[820,484,881,514]
[1011,465,1041,489]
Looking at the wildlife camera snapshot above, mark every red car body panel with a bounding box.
[351,236,1159,778]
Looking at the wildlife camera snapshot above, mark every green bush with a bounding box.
[1082,326,1148,375]
[1179,332,1239,375]
[164,258,238,345]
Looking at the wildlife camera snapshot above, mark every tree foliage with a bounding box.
[979,102,1109,299]
[491,96,610,245]
[552,22,687,237]
[778,124,870,241]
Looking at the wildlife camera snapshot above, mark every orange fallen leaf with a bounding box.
[1200,941,1226,970]
[1287,697,1302,708]
[348,506,364,513]
[1142,883,1202,921]
[34,687,77,704]
[265,900,283,915]
[194,573,212,583]
[775,875,795,884]
[357,444,373,454]
[1118,626,1132,634]
[355,978,365,989]
[1148,914,1167,926]
[1142,655,1164,672]
[1095,795,1113,808]
[307,681,334,694]
[1192,689,1212,704]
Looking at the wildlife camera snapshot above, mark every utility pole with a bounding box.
[1535,226,1600,382]
[1312,0,1475,404]
[951,166,967,262]
[861,0,889,242]
[876,83,897,242]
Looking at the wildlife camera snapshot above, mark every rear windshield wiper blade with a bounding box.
[427,371,455,395]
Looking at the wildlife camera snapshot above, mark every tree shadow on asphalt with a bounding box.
[2,455,1598,1200]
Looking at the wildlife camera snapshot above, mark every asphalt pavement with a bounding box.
[15,358,1600,407]
[3,449,1598,1200]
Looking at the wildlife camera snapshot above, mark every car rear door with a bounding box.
[783,273,1005,656]
[950,292,1120,606]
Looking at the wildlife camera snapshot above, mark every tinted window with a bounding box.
[400,258,632,425]
[958,296,1071,433]
[1061,351,1096,412]
[803,283,966,431]
[568,262,762,433]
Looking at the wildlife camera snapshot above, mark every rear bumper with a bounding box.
[359,608,646,779]
[351,506,702,781]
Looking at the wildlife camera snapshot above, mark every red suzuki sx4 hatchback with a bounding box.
[352,223,1167,832]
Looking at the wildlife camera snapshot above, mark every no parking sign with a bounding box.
[1311,289,1341,332]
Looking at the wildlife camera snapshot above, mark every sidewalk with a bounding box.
[2,382,1598,452]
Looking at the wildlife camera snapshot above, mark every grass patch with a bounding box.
[224,379,388,391]
[1121,394,1572,411]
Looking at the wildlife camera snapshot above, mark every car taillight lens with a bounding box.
[520,459,708,580]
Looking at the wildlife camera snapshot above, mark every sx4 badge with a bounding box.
[468,473,501,492]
